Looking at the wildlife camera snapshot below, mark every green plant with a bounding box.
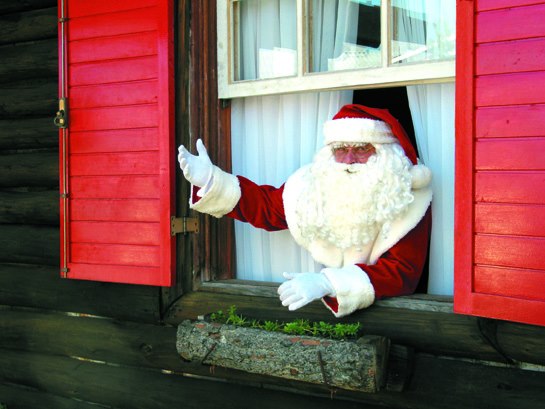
[209,305,361,340]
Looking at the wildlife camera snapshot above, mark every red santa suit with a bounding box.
[188,104,432,317]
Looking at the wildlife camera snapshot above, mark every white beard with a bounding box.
[291,143,415,251]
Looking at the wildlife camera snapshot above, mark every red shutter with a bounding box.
[58,0,175,286]
[454,0,545,326]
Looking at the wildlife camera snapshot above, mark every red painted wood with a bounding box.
[476,104,545,138]
[476,138,545,170]
[475,234,545,271]
[70,128,159,154]
[476,72,545,107]
[454,0,477,312]
[70,80,158,109]
[475,203,545,236]
[71,221,160,246]
[68,31,158,64]
[476,37,545,75]
[70,105,159,132]
[70,176,159,199]
[68,0,158,19]
[477,0,545,11]
[66,264,161,286]
[474,265,545,301]
[70,199,160,222]
[477,4,545,43]
[71,243,160,267]
[68,7,157,41]
[475,172,545,204]
[69,56,158,86]
[70,152,159,176]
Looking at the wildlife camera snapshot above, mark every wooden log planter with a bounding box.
[176,320,390,393]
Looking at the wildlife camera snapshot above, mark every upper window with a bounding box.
[217,0,455,98]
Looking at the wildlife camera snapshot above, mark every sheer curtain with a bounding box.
[232,0,355,282]
[396,0,456,295]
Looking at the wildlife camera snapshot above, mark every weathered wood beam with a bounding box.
[0,264,161,322]
[165,290,545,366]
[0,382,98,409]
[0,189,58,225]
[0,150,57,188]
[0,78,57,118]
[0,0,55,16]
[0,117,57,150]
[0,224,58,265]
[0,39,57,83]
[0,7,56,46]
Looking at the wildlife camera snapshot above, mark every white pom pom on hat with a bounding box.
[324,104,432,189]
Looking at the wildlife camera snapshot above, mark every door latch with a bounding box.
[54,98,68,128]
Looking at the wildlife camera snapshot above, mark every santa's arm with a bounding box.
[322,208,432,317]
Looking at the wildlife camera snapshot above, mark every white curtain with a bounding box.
[232,0,355,282]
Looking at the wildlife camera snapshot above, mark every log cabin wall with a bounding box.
[0,1,544,408]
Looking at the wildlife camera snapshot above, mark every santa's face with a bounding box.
[331,143,376,164]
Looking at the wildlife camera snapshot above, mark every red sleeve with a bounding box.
[360,208,432,299]
[225,176,288,232]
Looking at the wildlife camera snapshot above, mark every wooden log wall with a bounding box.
[0,1,544,408]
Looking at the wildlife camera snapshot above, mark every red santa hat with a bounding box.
[323,104,431,189]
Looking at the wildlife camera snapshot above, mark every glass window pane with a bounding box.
[233,0,298,81]
[391,1,455,65]
[308,0,382,73]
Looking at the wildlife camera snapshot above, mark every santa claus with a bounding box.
[178,104,432,317]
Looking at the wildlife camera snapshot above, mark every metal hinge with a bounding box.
[54,97,68,128]
[171,217,200,235]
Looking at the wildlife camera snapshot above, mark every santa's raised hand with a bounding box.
[177,139,214,188]
[278,272,336,311]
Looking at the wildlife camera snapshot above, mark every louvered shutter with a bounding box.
[454,0,545,326]
[58,0,175,286]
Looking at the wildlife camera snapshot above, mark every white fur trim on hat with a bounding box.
[189,165,241,218]
[321,265,375,317]
[410,162,432,189]
[323,117,397,146]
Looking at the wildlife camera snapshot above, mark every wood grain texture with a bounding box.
[477,3,545,43]
[0,6,56,45]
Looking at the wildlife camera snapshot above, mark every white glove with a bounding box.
[278,272,336,311]
[177,139,213,187]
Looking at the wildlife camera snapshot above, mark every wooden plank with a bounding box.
[475,203,545,236]
[0,224,58,265]
[70,243,160,267]
[0,0,55,15]
[475,234,545,271]
[70,104,159,132]
[476,72,545,107]
[0,117,57,150]
[476,37,545,75]
[0,39,57,82]
[69,55,158,86]
[67,0,158,19]
[474,265,545,301]
[0,78,57,117]
[65,263,163,286]
[68,6,157,41]
[477,0,545,12]
[0,151,57,188]
[70,128,159,154]
[476,104,545,138]
[475,171,545,204]
[70,198,160,222]
[0,7,56,46]
[477,4,545,43]
[70,221,160,245]
[70,175,159,199]
[0,189,58,225]
[0,349,372,409]
[476,138,545,170]
[68,31,158,64]
[70,151,159,176]
[0,263,160,322]
[69,80,159,109]
[0,382,98,409]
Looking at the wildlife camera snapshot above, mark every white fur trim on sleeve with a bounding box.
[321,265,375,317]
[189,165,241,218]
